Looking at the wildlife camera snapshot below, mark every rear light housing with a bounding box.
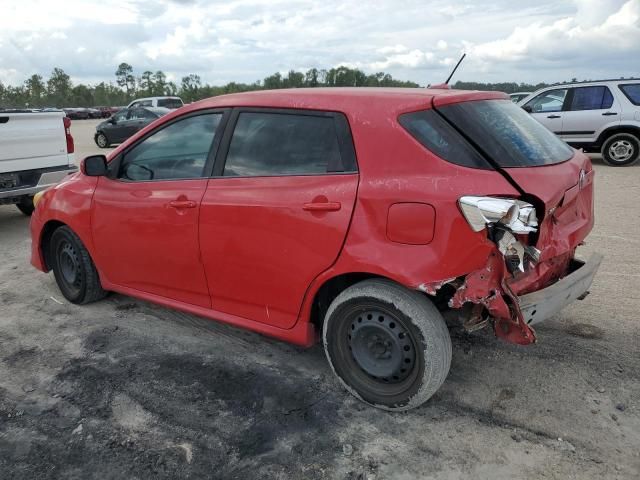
[63,116,74,154]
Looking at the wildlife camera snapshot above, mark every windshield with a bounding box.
[157,98,183,109]
[437,99,574,167]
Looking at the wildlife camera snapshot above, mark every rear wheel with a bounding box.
[601,133,640,166]
[323,279,451,411]
[95,132,110,148]
[50,226,107,304]
[16,196,35,216]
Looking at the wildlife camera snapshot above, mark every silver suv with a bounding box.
[519,79,640,166]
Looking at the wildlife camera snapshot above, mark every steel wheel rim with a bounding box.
[348,309,416,383]
[97,134,107,147]
[58,241,81,290]
[609,140,634,162]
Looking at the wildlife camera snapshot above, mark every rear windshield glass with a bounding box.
[157,98,183,109]
[398,109,492,169]
[438,99,574,167]
[619,84,640,106]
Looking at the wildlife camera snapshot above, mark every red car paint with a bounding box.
[30,87,594,347]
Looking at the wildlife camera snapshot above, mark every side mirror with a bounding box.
[82,155,108,176]
[522,105,533,114]
[108,117,116,124]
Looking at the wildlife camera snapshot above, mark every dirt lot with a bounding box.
[1,119,639,479]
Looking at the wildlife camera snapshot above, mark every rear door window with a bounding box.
[619,84,640,105]
[158,98,184,109]
[569,86,614,110]
[437,99,575,167]
[222,112,356,177]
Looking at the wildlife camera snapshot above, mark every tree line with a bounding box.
[0,63,420,108]
[3,63,630,109]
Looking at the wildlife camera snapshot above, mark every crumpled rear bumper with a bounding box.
[518,253,602,325]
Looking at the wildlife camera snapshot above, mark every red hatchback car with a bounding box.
[30,88,600,410]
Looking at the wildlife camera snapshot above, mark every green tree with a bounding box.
[181,74,201,102]
[24,74,46,107]
[152,71,167,95]
[47,68,72,106]
[115,63,135,96]
[139,71,154,96]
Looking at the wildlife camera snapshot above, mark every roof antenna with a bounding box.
[430,53,466,89]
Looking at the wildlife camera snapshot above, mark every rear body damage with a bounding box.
[441,153,597,345]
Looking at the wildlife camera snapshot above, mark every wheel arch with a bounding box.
[307,271,410,331]
[40,219,68,271]
[596,125,640,146]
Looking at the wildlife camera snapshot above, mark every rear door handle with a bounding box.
[303,201,341,212]
[547,114,561,119]
[169,200,197,209]
[602,112,618,116]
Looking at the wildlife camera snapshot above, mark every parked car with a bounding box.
[0,109,76,215]
[126,96,184,109]
[510,92,532,103]
[63,108,90,120]
[519,79,640,165]
[30,88,599,410]
[94,107,169,148]
[86,108,102,119]
[95,106,121,118]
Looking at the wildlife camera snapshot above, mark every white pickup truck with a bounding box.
[0,110,77,215]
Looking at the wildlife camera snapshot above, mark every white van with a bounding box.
[126,96,184,109]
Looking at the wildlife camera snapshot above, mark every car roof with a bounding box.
[131,96,182,101]
[144,107,171,115]
[539,79,640,89]
[181,87,508,115]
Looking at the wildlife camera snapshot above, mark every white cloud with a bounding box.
[0,0,637,87]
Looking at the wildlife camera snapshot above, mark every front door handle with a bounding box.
[547,114,561,119]
[303,201,341,212]
[169,200,197,209]
[602,112,618,116]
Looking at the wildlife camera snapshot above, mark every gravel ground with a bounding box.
[0,119,639,479]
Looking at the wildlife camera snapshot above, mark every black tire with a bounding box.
[601,133,640,166]
[323,279,451,411]
[16,196,35,216]
[50,226,107,304]
[95,132,110,148]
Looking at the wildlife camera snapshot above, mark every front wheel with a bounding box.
[323,279,452,411]
[95,132,110,148]
[601,133,640,166]
[50,226,107,304]
[16,196,35,216]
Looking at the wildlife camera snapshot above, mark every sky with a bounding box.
[0,0,638,87]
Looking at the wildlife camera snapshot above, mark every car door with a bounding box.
[560,86,621,142]
[523,88,568,134]
[105,110,129,143]
[92,110,228,307]
[199,109,359,329]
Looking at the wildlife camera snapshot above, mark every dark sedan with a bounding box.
[94,107,170,148]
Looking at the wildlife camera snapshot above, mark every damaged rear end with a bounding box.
[426,96,600,345]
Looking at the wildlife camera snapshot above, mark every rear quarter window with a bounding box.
[398,109,492,169]
[619,84,640,105]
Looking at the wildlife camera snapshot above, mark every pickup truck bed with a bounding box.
[0,110,77,214]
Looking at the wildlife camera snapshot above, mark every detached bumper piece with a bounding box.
[518,253,602,326]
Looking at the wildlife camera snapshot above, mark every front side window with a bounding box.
[119,113,221,181]
[112,110,128,122]
[569,86,614,111]
[223,112,352,177]
[525,89,568,113]
[619,84,640,105]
